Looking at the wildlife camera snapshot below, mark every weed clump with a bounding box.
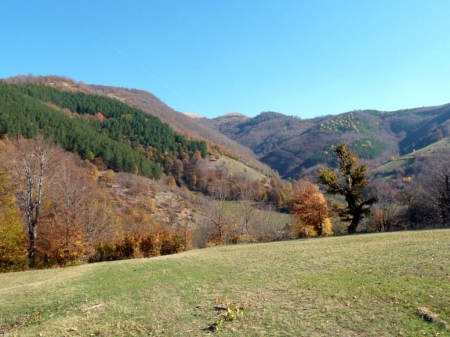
[417,307,448,329]
[206,297,247,332]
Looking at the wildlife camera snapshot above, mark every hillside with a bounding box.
[373,137,450,179]
[1,230,449,336]
[198,104,450,179]
[0,81,212,179]
[4,75,271,175]
[0,77,300,273]
[4,75,450,181]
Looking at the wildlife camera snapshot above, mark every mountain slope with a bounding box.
[4,75,270,174]
[198,104,450,178]
[0,81,209,178]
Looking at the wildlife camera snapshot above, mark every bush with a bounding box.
[89,226,187,263]
[88,242,118,262]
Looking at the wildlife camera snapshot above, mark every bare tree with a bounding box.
[252,203,291,241]
[7,136,62,266]
[369,181,405,232]
[233,178,260,240]
[200,177,233,244]
[418,151,450,226]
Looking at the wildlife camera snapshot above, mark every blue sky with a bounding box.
[2,1,450,118]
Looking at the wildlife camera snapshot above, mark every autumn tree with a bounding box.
[102,169,116,186]
[38,158,98,265]
[290,179,332,237]
[167,175,177,188]
[317,143,377,234]
[0,167,27,271]
[204,176,233,244]
[7,136,62,266]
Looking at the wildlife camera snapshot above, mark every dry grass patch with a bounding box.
[417,307,448,329]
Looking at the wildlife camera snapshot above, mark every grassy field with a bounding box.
[204,156,268,182]
[1,230,449,336]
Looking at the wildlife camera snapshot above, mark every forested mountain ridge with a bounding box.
[4,75,270,174]
[4,75,450,181]
[196,103,450,179]
[0,81,208,179]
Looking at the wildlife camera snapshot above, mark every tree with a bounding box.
[317,143,377,234]
[232,179,260,241]
[38,159,94,266]
[8,136,62,266]
[368,181,405,232]
[102,170,116,186]
[206,176,232,244]
[290,179,332,237]
[0,167,27,271]
[410,151,450,227]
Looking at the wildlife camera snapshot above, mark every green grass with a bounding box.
[374,138,450,179]
[205,156,268,181]
[1,230,450,336]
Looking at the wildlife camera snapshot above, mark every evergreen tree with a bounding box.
[0,82,192,179]
[317,143,377,234]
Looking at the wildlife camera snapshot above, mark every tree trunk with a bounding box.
[27,223,37,267]
[348,213,361,234]
[347,222,357,234]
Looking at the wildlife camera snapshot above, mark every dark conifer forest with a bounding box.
[0,82,208,178]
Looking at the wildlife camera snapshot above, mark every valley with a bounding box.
[1,74,450,335]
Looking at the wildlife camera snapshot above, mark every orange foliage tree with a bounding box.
[290,179,333,237]
[37,156,122,266]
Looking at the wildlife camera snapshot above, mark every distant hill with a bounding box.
[5,75,450,181]
[184,113,203,119]
[197,104,450,179]
[373,137,450,179]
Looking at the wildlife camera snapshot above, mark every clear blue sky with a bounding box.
[2,1,450,118]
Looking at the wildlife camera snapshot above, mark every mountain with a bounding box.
[5,75,450,182]
[0,80,211,178]
[4,75,270,174]
[197,104,450,179]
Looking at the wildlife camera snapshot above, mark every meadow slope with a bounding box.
[1,230,449,336]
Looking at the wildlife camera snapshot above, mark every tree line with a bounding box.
[0,136,293,271]
[0,136,195,271]
[1,106,449,273]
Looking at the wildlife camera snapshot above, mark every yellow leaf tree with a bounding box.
[0,167,27,271]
